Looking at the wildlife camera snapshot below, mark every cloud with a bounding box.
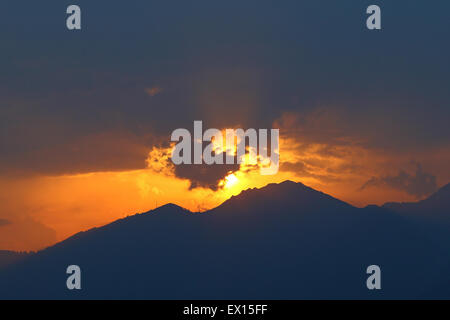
[146,145,240,191]
[360,163,437,198]
[174,163,240,191]
[1,1,449,182]
[0,129,159,177]
[0,219,11,227]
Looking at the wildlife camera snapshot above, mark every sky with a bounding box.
[0,0,449,251]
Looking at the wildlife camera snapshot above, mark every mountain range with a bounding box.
[0,251,30,269]
[0,180,449,299]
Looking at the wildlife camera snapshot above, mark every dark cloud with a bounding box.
[0,126,159,176]
[174,163,240,191]
[0,1,449,178]
[280,160,346,183]
[147,144,240,190]
[360,163,438,198]
[280,161,308,174]
[0,219,11,227]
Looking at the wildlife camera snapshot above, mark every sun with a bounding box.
[224,173,238,189]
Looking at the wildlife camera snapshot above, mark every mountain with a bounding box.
[0,180,449,299]
[0,251,30,269]
[381,183,450,298]
[383,183,450,224]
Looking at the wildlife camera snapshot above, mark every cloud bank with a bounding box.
[360,163,437,198]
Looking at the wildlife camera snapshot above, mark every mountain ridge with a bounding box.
[1,180,449,299]
[382,182,450,221]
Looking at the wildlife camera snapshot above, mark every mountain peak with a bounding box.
[155,203,187,212]
[436,182,450,194]
[136,203,192,219]
[215,180,353,213]
[137,203,190,216]
[420,182,450,206]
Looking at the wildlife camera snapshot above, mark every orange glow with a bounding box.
[220,172,239,189]
[2,118,448,251]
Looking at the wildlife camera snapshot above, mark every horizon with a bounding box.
[3,178,450,254]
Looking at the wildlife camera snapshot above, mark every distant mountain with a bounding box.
[0,180,449,299]
[383,183,450,222]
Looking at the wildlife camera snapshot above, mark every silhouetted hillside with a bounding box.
[383,183,450,222]
[0,251,31,269]
[0,181,449,299]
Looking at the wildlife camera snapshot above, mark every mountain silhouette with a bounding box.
[0,180,449,299]
[0,251,30,269]
[383,183,450,221]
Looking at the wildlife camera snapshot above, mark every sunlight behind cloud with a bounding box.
[223,173,238,189]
